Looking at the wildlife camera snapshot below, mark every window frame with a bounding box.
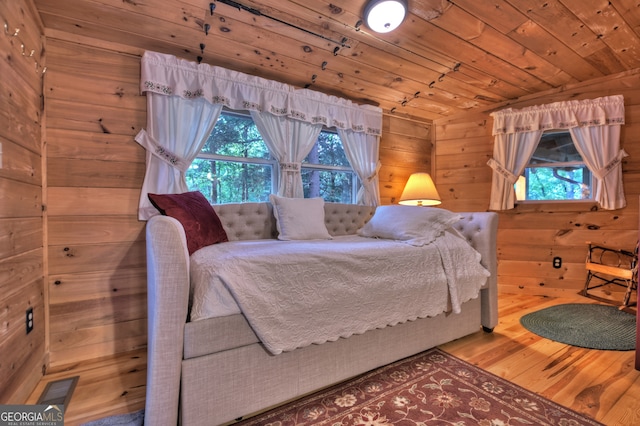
[193,151,279,195]
[188,110,360,204]
[515,130,593,204]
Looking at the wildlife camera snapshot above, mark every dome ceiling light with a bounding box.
[363,0,408,33]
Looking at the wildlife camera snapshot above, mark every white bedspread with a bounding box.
[189,231,490,354]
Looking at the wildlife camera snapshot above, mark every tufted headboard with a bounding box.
[212,202,376,241]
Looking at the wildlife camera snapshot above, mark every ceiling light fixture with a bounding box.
[363,0,408,33]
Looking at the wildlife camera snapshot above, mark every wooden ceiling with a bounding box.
[34,0,640,122]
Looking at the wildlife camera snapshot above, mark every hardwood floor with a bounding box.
[25,349,147,425]
[441,293,640,425]
[27,293,640,425]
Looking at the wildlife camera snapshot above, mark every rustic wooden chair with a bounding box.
[583,241,638,309]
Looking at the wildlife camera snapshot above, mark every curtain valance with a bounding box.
[140,51,382,136]
[491,95,625,136]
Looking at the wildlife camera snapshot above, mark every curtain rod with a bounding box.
[214,0,351,49]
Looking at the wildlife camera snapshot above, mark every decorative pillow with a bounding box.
[148,191,228,254]
[357,205,461,246]
[269,194,332,241]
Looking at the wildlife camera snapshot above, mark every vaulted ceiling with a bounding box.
[34,0,640,122]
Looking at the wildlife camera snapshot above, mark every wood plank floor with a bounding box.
[27,293,640,425]
[441,293,640,426]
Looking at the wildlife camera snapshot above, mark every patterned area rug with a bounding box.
[237,348,602,425]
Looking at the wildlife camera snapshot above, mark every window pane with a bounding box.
[530,131,581,164]
[188,111,359,205]
[516,130,592,202]
[202,113,270,159]
[187,158,272,204]
[519,166,591,200]
[302,169,354,203]
[304,131,349,166]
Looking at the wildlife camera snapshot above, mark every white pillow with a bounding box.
[269,195,332,241]
[358,205,461,246]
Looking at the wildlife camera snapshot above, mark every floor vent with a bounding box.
[37,376,79,407]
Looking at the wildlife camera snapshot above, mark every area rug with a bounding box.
[520,303,636,351]
[81,409,143,426]
[236,348,602,425]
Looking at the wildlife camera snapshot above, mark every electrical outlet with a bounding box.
[26,307,34,334]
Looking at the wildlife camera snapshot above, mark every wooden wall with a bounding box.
[38,33,431,370]
[434,70,640,297]
[379,115,433,204]
[44,37,147,369]
[0,0,46,403]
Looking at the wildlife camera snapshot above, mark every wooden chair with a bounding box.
[583,241,638,308]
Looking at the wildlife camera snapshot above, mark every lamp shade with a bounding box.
[399,172,441,206]
[364,0,408,33]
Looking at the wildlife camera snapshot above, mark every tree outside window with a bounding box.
[302,131,356,203]
[187,111,359,204]
[515,130,592,201]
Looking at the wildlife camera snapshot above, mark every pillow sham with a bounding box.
[357,204,460,246]
[148,191,228,254]
[269,194,332,241]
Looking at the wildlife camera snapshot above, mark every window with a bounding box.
[302,131,358,203]
[186,111,359,204]
[186,112,274,204]
[515,130,592,201]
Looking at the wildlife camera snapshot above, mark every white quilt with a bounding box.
[189,230,490,355]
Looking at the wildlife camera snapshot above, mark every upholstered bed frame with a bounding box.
[144,202,499,425]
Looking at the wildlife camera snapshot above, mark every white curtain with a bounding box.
[489,95,626,210]
[136,51,384,217]
[570,125,627,210]
[338,129,381,206]
[135,95,221,219]
[487,130,543,211]
[139,51,382,136]
[250,111,322,198]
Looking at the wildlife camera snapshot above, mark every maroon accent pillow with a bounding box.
[148,191,228,255]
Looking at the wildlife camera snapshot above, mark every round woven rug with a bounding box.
[520,303,636,351]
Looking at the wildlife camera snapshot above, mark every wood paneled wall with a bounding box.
[434,70,640,297]
[0,0,46,403]
[44,37,147,369]
[379,115,433,204]
[39,34,431,369]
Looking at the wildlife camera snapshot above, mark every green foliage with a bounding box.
[519,130,592,201]
[302,131,355,202]
[302,170,354,203]
[201,113,270,158]
[523,167,591,200]
[187,112,359,204]
[304,132,349,167]
[186,159,272,204]
[187,114,272,204]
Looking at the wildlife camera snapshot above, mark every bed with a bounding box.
[143,197,499,425]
